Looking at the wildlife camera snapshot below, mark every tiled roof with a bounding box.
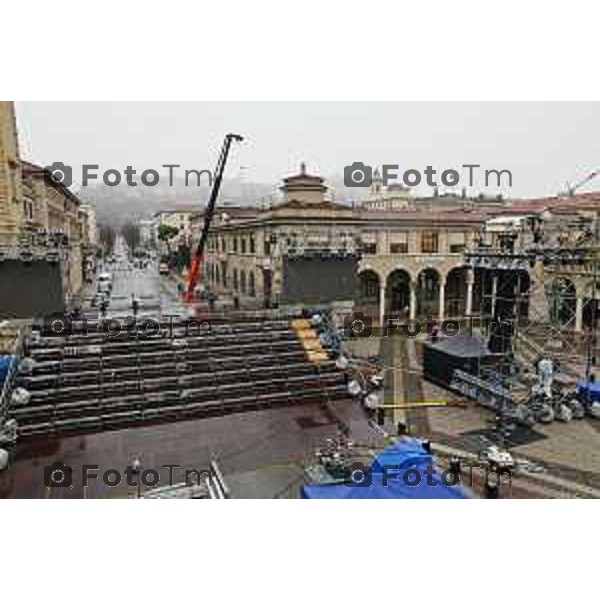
[495,192,600,215]
[354,208,491,223]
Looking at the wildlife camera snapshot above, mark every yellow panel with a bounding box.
[291,319,311,330]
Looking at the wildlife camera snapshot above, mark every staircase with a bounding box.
[8,314,351,439]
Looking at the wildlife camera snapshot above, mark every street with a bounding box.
[85,237,187,321]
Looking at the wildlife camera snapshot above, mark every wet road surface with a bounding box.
[0,400,376,499]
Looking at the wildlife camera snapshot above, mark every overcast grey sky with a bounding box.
[15,102,600,199]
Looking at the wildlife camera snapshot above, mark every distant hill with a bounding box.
[78,177,275,225]
[78,173,369,225]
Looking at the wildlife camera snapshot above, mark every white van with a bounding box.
[97,272,113,292]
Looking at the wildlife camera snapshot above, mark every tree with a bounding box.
[121,221,141,251]
[158,224,179,256]
[98,223,116,255]
[171,244,191,272]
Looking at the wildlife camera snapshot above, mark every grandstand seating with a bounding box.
[9,314,350,438]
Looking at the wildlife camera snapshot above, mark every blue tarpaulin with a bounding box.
[371,439,433,473]
[301,470,470,499]
[0,356,14,386]
[577,381,600,404]
[302,439,470,499]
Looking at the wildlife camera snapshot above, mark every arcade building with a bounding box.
[201,164,490,324]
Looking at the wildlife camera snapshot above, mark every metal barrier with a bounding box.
[449,369,513,410]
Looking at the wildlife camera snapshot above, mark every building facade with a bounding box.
[201,165,489,320]
[154,208,200,254]
[202,165,359,307]
[18,160,96,297]
[0,101,22,247]
[199,164,600,339]
[1,102,96,300]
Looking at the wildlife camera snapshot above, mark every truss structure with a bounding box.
[466,217,600,384]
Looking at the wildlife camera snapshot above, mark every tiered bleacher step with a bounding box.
[9,314,351,438]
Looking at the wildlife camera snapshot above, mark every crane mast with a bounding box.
[184,133,243,302]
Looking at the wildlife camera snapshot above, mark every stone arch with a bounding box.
[572,278,595,330]
[386,268,412,317]
[356,269,381,321]
[416,267,440,317]
[445,267,468,317]
[358,269,381,300]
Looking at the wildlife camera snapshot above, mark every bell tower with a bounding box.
[0,101,22,247]
[279,162,328,206]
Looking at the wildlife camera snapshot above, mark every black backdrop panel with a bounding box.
[282,256,358,304]
[0,260,65,318]
[423,336,495,388]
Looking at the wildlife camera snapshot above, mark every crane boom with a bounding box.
[563,169,600,197]
[184,133,243,302]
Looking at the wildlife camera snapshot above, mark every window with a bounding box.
[264,240,271,256]
[233,268,238,290]
[249,236,255,254]
[390,243,408,254]
[23,199,34,221]
[421,231,438,253]
[240,271,247,294]
[363,243,377,254]
[241,238,247,254]
[448,232,466,253]
[365,278,378,298]
[233,237,238,253]
[249,271,256,296]
[221,237,226,252]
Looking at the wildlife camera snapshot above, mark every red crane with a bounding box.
[184,133,243,302]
